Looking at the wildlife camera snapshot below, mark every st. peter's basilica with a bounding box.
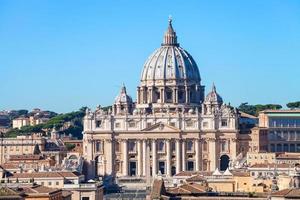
[83,19,240,182]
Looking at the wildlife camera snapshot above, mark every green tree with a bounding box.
[287,101,300,109]
[238,103,282,116]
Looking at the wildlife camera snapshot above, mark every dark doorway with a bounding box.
[220,155,230,171]
[129,161,137,176]
[171,166,176,176]
[158,161,165,174]
[187,161,194,171]
[94,156,99,177]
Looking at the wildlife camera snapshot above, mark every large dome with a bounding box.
[141,46,201,84]
[136,19,205,111]
[140,19,201,86]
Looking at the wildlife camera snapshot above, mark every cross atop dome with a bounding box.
[162,17,178,46]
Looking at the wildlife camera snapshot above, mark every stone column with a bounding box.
[230,138,237,161]
[182,140,186,171]
[209,138,216,171]
[166,140,171,176]
[142,140,147,176]
[152,140,157,176]
[123,140,128,176]
[176,139,181,174]
[137,87,140,104]
[137,140,143,176]
[105,139,113,175]
[161,88,165,103]
[175,87,178,103]
[195,139,200,171]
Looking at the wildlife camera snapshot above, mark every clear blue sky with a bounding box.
[1,0,300,113]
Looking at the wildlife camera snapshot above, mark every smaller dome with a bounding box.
[205,84,223,104]
[114,84,132,104]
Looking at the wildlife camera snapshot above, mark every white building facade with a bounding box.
[83,19,240,181]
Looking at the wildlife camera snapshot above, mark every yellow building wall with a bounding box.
[208,182,234,192]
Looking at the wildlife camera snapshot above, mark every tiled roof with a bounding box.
[272,188,300,197]
[186,174,206,182]
[150,179,166,199]
[22,185,60,194]
[11,171,82,179]
[9,155,43,161]
[168,183,207,195]
[1,163,20,169]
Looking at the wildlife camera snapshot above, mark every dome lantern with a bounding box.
[162,17,178,46]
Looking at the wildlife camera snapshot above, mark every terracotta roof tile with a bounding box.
[11,171,81,179]
[272,188,300,197]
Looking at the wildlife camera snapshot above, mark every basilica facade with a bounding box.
[83,19,240,180]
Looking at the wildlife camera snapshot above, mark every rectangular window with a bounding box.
[48,182,52,186]
[166,91,172,100]
[82,197,90,200]
[115,122,120,128]
[203,122,208,128]
[186,121,194,128]
[56,181,59,185]
[128,140,136,152]
[221,119,228,127]
[171,141,176,152]
[96,120,102,128]
[187,140,194,152]
[158,141,165,152]
[129,121,136,128]
[96,141,103,153]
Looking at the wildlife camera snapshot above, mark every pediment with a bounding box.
[142,122,180,132]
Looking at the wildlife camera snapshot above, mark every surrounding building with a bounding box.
[0,154,55,173]
[0,171,103,200]
[258,110,300,153]
[12,108,56,129]
[12,117,30,129]
[0,134,45,165]
[83,19,240,185]
[0,185,67,200]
